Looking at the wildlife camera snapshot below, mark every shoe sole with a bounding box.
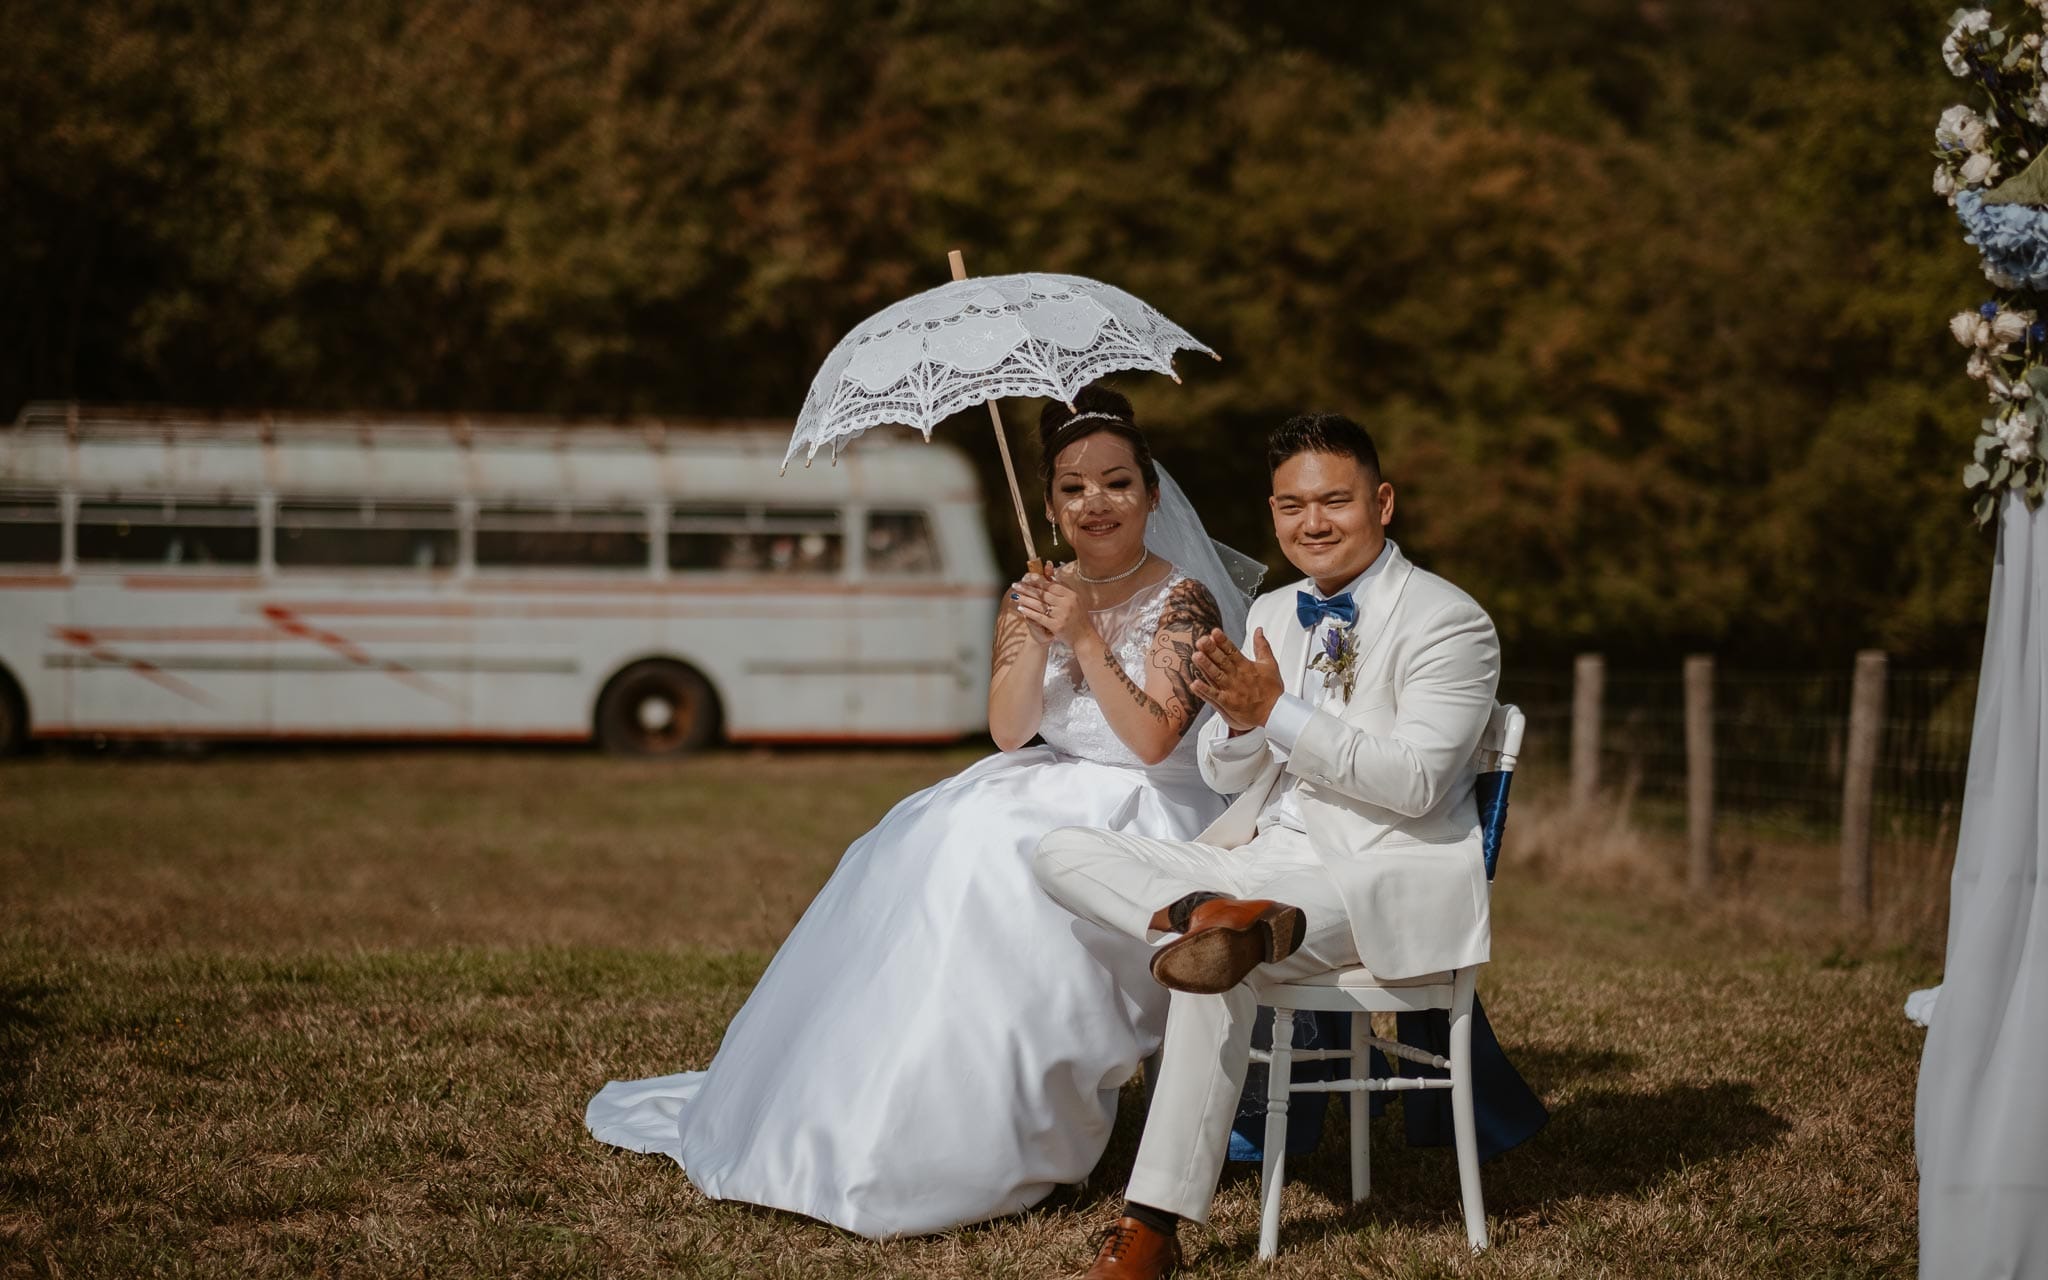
[1149,904,1306,994]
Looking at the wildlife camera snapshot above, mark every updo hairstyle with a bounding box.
[1035,384,1160,506]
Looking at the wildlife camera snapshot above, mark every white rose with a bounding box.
[1993,310,2032,344]
[1936,166,1960,199]
[1977,317,2003,349]
[1946,10,1994,77]
[1968,349,1996,380]
[1955,311,1985,346]
[2000,413,2039,462]
[1961,151,2001,187]
[1938,104,1988,151]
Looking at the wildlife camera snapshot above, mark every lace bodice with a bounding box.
[1038,567,1208,770]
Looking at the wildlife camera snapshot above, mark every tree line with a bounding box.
[1,0,1989,667]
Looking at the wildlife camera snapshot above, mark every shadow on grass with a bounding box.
[1206,1079,1790,1256]
[1510,1043,1644,1093]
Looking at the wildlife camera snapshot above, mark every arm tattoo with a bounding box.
[1148,579,1223,737]
[1099,652,1170,723]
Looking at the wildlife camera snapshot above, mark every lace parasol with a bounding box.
[783,255,1218,562]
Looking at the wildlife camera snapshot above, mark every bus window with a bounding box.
[0,491,61,564]
[276,498,460,569]
[475,501,649,569]
[865,509,940,576]
[75,497,260,566]
[670,505,843,575]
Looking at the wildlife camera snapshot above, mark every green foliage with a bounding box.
[0,0,1992,665]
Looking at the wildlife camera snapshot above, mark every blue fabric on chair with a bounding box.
[1475,768,1512,881]
[1226,997,1548,1164]
[1388,994,1549,1161]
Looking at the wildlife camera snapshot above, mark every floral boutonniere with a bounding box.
[1307,623,1361,702]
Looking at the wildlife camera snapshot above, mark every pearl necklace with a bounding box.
[1074,548,1150,585]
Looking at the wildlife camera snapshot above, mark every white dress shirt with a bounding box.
[1209,542,1395,836]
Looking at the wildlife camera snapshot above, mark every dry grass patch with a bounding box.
[1,748,1928,1277]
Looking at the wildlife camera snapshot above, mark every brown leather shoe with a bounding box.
[1149,897,1306,994]
[1081,1216,1182,1279]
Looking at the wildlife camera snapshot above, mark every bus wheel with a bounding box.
[595,661,718,756]
[0,669,24,755]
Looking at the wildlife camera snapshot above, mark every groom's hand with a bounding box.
[1190,627,1284,733]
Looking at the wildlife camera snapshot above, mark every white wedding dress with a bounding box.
[586,566,1231,1238]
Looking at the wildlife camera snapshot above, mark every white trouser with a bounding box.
[1031,825,1360,1223]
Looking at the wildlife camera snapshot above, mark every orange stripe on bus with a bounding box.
[43,625,473,644]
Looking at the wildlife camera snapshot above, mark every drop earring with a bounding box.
[1051,524,1060,547]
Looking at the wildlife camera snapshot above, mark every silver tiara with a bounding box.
[1062,411,1127,428]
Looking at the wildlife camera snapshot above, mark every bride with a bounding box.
[585,385,1259,1239]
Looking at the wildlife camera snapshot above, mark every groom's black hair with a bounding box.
[1268,412,1382,482]
[1037,384,1159,503]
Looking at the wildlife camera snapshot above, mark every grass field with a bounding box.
[1,748,1934,1277]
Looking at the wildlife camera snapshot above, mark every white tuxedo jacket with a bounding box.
[1194,544,1500,979]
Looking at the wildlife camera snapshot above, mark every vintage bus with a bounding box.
[0,403,1001,754]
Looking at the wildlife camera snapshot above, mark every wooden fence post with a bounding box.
[1571,653,1604,811]
[1840,650,1888,921]
[1685,655,1715,893]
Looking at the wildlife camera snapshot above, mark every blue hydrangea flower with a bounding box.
[1957,190,2048,291]
[1982,300,2002,318]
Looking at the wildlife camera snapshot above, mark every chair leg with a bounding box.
[1349,1010,1370,1203]
[1257,1007,1295,1262]
[1448,969,1488,1255]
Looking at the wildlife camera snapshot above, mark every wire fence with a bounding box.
[1500,664,1975,917]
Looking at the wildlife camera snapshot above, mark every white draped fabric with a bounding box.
[586,568,1229,1238]
[1916,491,2048,1278]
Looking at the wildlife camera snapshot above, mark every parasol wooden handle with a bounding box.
[948,249,1043,575]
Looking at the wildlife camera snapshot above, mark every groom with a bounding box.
[1033,412,1500,1278]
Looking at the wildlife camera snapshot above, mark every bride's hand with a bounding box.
[1014,570,1095,648]
[1005,573,1055,645]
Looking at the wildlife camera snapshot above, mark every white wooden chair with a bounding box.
[1245,702,1525,1260]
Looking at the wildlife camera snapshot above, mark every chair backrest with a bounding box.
[1472,703,1525,881]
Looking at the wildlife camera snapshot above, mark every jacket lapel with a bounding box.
[1270,583,1312,696]
[1340,543,1414,694]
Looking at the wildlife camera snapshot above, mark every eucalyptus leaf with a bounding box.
[1965,460,1992,487]
[2029,470,2048,501]
[1982,147,2048,205]
[2006,42,2026,69]
[2012,467,2028,489]
[1977,433,2001,462]
[1990,28,2006,47]
[1994,457,2013,486]
[2023,365,2048,391]
[1976,492,1998,526]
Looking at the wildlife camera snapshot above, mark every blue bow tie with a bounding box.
[1296,590,1358,631]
